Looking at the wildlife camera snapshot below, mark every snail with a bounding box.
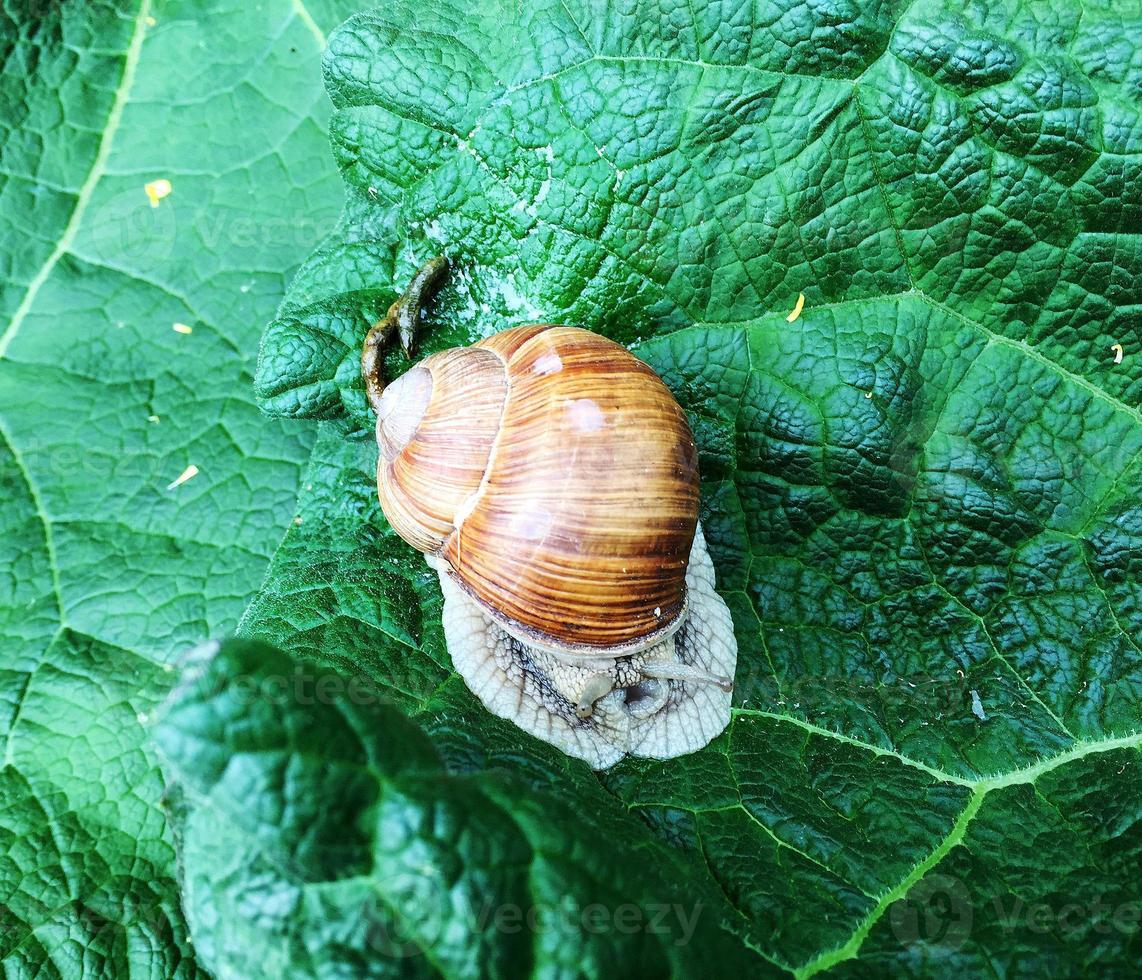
[362,259,737,768]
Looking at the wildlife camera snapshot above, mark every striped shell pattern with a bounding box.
[375,324,701,657]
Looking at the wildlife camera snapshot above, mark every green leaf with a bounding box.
[239,0,1142,975]
[0,0,362,974]
[154,638,770,977]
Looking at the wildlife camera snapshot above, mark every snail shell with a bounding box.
[374,324,736,767]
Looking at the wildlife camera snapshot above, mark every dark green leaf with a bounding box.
[244,0,1142,975]
[0,0,361,974]
[155,638,771,978]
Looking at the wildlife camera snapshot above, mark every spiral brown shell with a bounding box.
[374,325,700,655]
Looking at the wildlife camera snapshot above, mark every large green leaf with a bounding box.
[232,0,1142,975]
[0,0,361,974]
[154,637,768,977]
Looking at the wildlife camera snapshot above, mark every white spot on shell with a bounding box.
[565,398,606,432]
[533,353,562,375]
[506,501,554,542]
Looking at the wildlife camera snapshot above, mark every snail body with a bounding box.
[372,322,736,768]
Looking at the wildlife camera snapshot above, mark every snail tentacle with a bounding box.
[574,672,620,720]
[639,662,734,691]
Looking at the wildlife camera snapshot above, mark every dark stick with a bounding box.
[361,255,450,412]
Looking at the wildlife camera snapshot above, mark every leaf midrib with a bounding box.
[0,0,153,361]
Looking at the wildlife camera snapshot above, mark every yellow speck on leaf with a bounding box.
[166,464,199,490]
[293,516,304,525]
[147,415,160,423]
[1111,343,1124,364]
[786,292,805,322]
[144,178,172,207]
[172,322,193,334]
[145,15,156,26]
